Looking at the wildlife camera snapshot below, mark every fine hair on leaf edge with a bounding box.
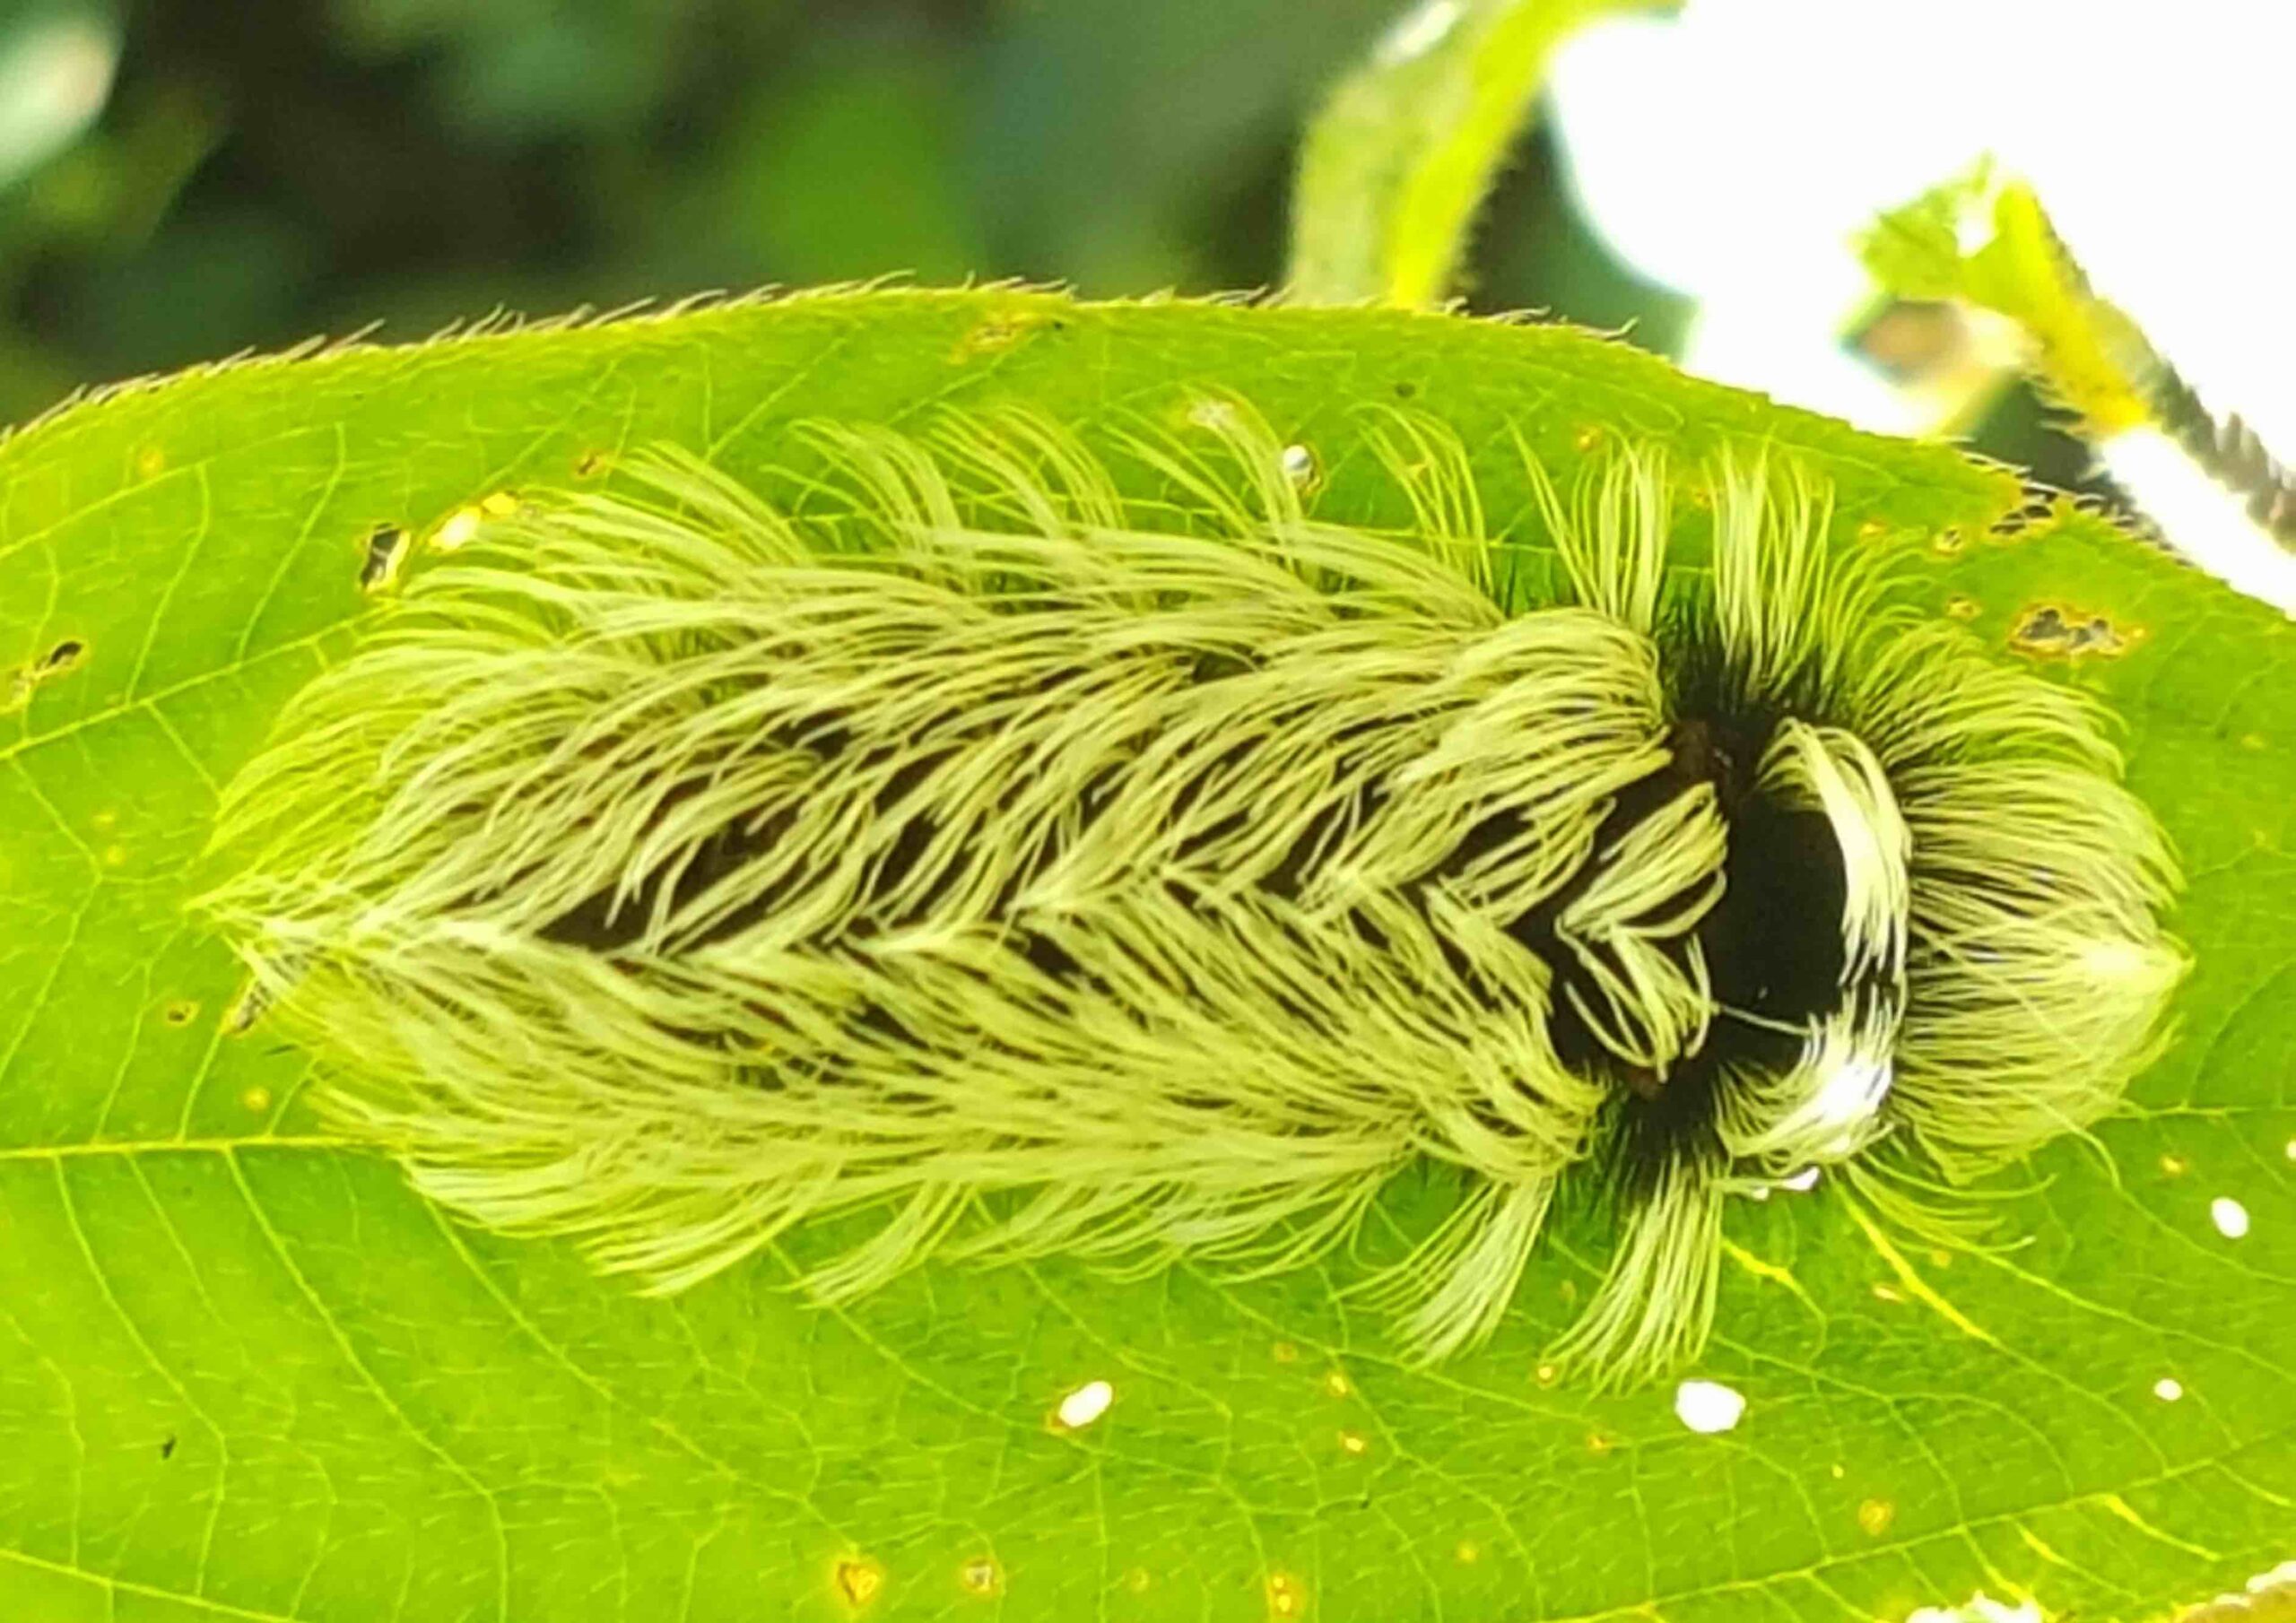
[200,396,2187,1386]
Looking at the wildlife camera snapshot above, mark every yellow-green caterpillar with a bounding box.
[202,401,2186,1384]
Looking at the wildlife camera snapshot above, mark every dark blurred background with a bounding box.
[0,0,1694,428]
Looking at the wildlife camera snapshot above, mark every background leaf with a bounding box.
[1289,0,1663,307]
[1,288,2289,1623]
[1857,164,2155,439]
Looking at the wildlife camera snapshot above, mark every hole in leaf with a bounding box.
[360,525,410,593]
[2010,602,2140,660]
[5,636,89,711]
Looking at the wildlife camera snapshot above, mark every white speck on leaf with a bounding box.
[1904,1594,2041,1623]
[1055,1378,1115,1429]
[1673,1379,1746,1434]
[2210,1196,2251,1239]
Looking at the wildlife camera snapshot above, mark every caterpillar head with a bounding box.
[200,403,2185,1386]
[1514,451,2186,1376]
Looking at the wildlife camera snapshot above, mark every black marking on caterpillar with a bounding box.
[200,401,2186,1384]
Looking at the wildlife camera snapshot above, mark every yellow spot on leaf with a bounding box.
[951,308,1062,360]
[1454,1541,1480,1565]
[1322,1371,1351,1400]
[959,1557,1001,1597]
[834,1557,884,1609]
[1337,1429,1369,1457]
[1858,1498,1895,1537]
[1945,594,1980,620]
[240,1086,273,1115]
[1271,1341,1299,1364]
[1266,1571,1308,1619]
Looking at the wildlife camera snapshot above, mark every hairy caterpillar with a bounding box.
[203,401,2186,1384]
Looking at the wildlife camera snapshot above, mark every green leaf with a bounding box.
[1288,0,1660,307]
[1,288,2289,1623]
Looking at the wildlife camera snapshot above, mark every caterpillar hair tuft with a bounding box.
[202,400,2186,1384]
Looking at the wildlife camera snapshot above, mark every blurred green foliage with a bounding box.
[0,0,1684,426]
